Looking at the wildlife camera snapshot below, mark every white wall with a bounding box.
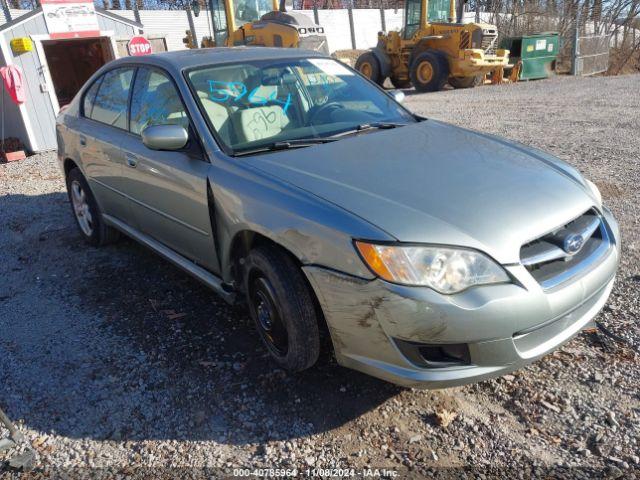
[113,7,405,53]
[1,7,513,54]
[1,9,31,25]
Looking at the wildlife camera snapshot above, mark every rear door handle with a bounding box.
[125,154,138,168]
[79,135,87,146]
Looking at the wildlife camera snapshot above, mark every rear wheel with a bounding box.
[66,168,119,246]
[449,75,482,89]
[243,246,320,372]
[355,51,384,86]
[410,51,449,92]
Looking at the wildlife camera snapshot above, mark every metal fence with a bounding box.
[573,34,610,76]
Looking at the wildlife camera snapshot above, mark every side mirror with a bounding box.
[388,89,405,103]
[141,125,189,151]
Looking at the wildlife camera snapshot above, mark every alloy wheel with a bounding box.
[70,180,93,237]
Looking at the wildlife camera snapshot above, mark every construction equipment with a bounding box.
[355,0,509,92]
[191,0,328,53]
[0,406,35,471]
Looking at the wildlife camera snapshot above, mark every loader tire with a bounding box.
[390,76,412,89]
[449,75,482,89]
[410,51,449,92]
[355,52,384,86]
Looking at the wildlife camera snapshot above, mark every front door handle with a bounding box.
[125,154,138,168]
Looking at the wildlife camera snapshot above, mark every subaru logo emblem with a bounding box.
[564,234,584,255]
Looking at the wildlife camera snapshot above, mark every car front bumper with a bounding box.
[303,208,620,389]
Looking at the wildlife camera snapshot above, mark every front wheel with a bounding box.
[410,51,449,92]
[243,246,320,372]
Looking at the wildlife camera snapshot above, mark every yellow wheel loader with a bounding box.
[355,0,509,92]
[200,0,328,53]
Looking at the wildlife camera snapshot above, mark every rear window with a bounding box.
[82,79,101,118]
[88,67,134,130]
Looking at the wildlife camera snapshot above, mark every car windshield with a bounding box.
[187,57,416,155]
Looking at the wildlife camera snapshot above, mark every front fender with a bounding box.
[208,156,393,282]
[371,46,392,78]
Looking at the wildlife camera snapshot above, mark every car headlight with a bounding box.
[585,179,602,205]
[355,241,510,294]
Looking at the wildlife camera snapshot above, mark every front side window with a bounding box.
[89,67,134,129]
[428,0,450,22]
[234,0,272,25]
[404,0,422,39]
[188,57,415,154]
[129,68,189,136]
[211,0,229,45]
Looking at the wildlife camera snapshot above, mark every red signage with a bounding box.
[128,36,152,56]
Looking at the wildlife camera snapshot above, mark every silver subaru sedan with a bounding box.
[56,48,620,388]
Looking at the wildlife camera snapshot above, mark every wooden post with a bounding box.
[132,0,141,24]
[186,3,199,48]
[0,0,11,23]
[571,8,580,75]
[348,7,356,49]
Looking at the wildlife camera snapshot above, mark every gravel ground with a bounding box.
[1,74,639,478]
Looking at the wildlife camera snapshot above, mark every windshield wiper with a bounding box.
[233,137,338,156]
[331,122,407,138]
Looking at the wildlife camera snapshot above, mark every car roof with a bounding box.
[110,47,327,74]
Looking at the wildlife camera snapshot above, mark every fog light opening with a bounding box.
[394,339,471,368]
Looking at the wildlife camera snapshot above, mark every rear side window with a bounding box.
[129,68,189,135]
[89,68,134,130]
[82,79,101,118]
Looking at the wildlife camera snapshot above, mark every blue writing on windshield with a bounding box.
[208,80,291,114]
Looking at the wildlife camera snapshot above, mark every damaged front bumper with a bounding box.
[302,210,620,389]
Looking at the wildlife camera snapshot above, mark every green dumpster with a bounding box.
[500,32,559,80]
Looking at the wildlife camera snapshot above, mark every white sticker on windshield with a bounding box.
[309,58,354,76]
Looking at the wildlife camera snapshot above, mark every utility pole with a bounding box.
[186,1,199,49]
[571,7,580,75]
[132,0,141,25]
[1,0,12,23]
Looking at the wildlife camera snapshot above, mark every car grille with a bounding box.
[520,209,612,290]
[482,33,498,55]
[481,31,498,55]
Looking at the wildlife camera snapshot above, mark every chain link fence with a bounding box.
[574,34,610,75]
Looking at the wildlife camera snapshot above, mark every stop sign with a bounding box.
[128,36,152,56]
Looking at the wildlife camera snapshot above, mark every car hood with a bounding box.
[248,120,596,264]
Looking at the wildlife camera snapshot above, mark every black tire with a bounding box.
[449,75,482,89]
[409,51,449,92]
[243,245,320,372]
[390,76,412,89]
[66,168,119,246]
[355,51,384,86]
